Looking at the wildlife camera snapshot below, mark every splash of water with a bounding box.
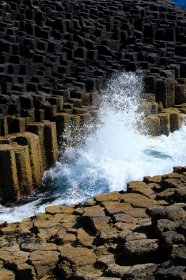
[1,71,186,223]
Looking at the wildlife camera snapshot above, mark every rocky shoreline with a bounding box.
[0,0,186,279]
[0,0,186,203]
[0,166,185,279]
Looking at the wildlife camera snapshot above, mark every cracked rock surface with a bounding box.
[0,166,185,279]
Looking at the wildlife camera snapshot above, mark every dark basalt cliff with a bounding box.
[0,0,185,97]
[0,0,186,203]
[0,1,186,279]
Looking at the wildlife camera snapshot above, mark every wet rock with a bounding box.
[146,115,161,137]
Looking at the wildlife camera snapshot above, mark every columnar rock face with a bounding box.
[0,145,19,202]
[7,132,44,187]
[0,0,185,114]
[0,166,185,279]
[12,143,33,196]
[42,121,58,167]
[0,0,186,201]
[0,1,186,277]
[27,121,58,169]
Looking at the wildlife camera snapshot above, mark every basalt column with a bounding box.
[7,132,43,188]
[12,143,33,195]
[27,121,58,169]
[0,145,19,202]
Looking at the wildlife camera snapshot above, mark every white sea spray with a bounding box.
[1,71,186,223]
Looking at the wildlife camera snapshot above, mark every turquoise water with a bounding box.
[172,0,186,8]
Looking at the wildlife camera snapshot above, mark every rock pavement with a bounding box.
[0,166,185,279]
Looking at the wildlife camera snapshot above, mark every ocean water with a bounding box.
[172,0,186,8]
[1,72,186,223]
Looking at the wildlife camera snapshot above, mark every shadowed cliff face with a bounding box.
[0,0,185,100]
[0,1,185,279]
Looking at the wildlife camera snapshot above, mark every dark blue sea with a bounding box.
[172,0,186,8]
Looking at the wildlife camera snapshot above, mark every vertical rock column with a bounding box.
[53,113,71,147]
[0,144,19,202]
[27,121,58,169]
[155,79,168,108]
[7,132,43,188]
[7,116,27,134]
[159,113,170,136]
[167,79,175,107]
[146,115,161,136]
[169,111,180,133]
[12,143,33,196]
[68,115,81,146]
[53,113,81,148]
[43,121,58,168]
[0,117,8,136]
[27,122,46,169]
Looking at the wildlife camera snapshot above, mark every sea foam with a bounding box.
[1,72,186,223]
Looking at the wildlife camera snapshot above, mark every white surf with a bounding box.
[1,72,186,223]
